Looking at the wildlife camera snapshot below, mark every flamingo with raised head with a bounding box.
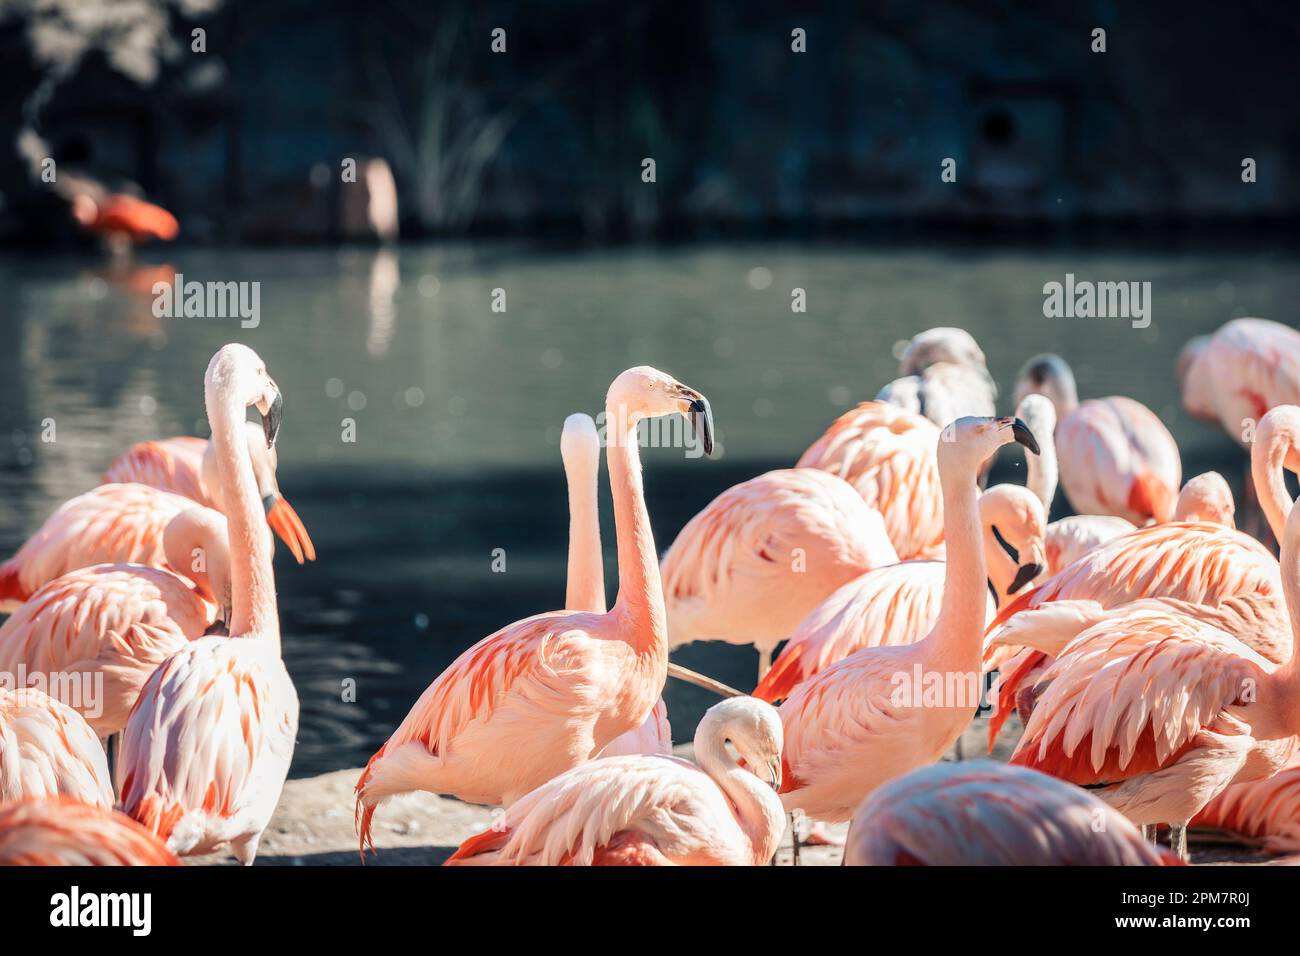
[753,482,1045,703]
[444,696,784,866]
[1015,354,1181,525]
[104,423,316,563]
[0,797,180,865]
[0,687,113,807]
[559,412,670,758]
[845,761,1182,865]
[116,344,299,864]
[355,367,714,848]
[796,401,943,560]
[661,467,897,682]
[776,416,1039,824]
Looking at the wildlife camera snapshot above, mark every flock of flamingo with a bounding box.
[1,315,1300,867]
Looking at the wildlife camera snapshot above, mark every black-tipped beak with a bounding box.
[688,394,714,457]
[1011,418,1039,456]
[1008,562,1043,594]
[263,389,283,449]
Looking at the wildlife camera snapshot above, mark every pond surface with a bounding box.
[0,242,1295,775]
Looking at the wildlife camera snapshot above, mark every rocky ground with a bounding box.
[186,720,1274,867]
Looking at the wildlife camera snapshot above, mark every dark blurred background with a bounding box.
[1,0,1297,246]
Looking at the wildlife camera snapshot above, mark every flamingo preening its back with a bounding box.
[116,344,299,864]
[355,367,714,850]
[845,761,1182,866]
[444,696,783,866]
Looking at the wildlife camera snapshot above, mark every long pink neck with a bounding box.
[606,411,666,657]
[1253,413,1298,545]
[928,460,988,670]
[1275,480,1300,692]
[209,395,279,647]
[565,452,606,614]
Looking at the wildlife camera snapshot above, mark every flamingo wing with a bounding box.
[0,688,113,808]
[0,565,210,736]
[103,437,210,504]
[661,468,896,650]
[847,761,1180,865]
[117,636,298,850]
[797,401,944,559]
[1011,610,1268,785]
[0,484,197,605]
[0,797,180,865]
[755,560,948,702]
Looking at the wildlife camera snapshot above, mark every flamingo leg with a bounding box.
[1141,824,1157,843]
[758,647,772,683]
[1170,824,1189,863]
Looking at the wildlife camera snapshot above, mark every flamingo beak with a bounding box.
[263,493,317,563]
[261,387,283,449]
[1010,417,1039,455]
[768,760,782,792]
[677,386,714,457]
[1008,562,1042,594]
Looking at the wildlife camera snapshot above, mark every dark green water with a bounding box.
[0,242,1295,775]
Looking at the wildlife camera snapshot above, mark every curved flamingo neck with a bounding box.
[564,449,606,614]
[208,391,279,647]
[928,457,988,670]
[694,726,784,864]
[605,410,665,655]
[1253,414,1298,545]
[1275,479,1300,690]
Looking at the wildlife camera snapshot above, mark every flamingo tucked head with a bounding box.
[1014,353,1079,417]
[606,366,714,457]
[1173,472,1236,528]
[979,485,1048,598]
[164,507,232,628]
[897,327,988,376]
[697,696,783,791]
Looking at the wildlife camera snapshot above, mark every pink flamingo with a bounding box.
[116,344,299,864]
[776,416,1039,824]
[845,761,1181,865]
[71,192,179,247]
[444,696,783,866]
[559,412,670,758]
[0,797,180,866]
[796,400,943,560]
[1180,317,1300,441]
[0,483,232,612]
[661,467,898,682]
[355,367,714,848]
[753,483,1045,703]
[1015,354,1181,525]
[0,687,114,808]
[104,425,316,564]
[1007,598,1299,862]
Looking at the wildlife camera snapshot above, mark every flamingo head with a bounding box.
[606,366,714,457]
[979,484,1048,597]
[699,696,784,791]
[939,415,1039,480]
[560,413,601,472]
[1014,353,1078,416]
[205,343,282,448]
[1173,472,1236,528]
[164,507,233,627]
